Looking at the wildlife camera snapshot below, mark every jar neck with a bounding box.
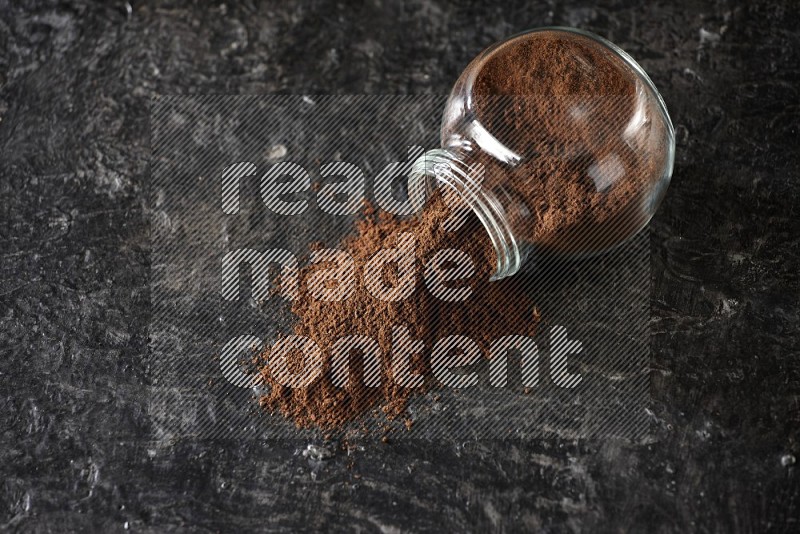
[408,148,524,281]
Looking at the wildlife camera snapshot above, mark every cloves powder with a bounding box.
[470,30,668,254]
[257,31,663,431]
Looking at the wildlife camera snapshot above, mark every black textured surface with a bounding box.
[1,0,798,531]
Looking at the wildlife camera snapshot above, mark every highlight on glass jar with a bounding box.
[409,27,675,280]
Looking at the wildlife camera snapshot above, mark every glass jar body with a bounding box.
[411,27,675,280]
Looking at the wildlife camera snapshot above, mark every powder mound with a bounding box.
[257,192,539,431]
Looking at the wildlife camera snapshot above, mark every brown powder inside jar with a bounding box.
[256,191,540,430]
[469,30,668,254]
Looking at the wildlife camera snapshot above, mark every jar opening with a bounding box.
[408,149,525,280]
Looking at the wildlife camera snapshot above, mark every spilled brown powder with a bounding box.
[257,192,540,430]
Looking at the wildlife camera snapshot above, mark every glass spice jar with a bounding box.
[408,27,675,280]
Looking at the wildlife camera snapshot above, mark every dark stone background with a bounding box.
[1,0,798,531]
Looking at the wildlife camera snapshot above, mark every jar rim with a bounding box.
[408,148,524,281]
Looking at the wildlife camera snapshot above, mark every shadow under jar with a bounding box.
[409,27,675,280]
